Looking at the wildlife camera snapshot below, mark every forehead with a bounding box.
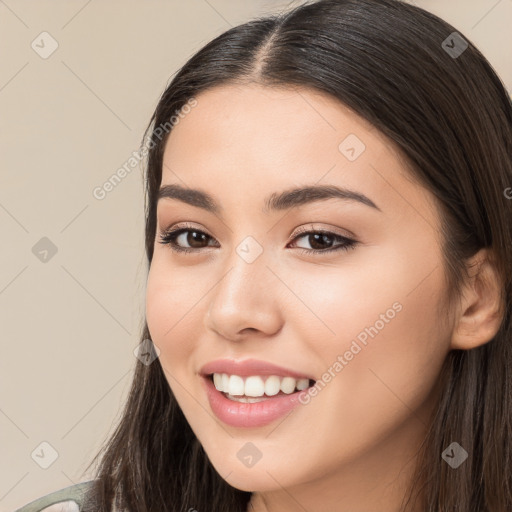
[160,83,439,227]
[164,83,387,163]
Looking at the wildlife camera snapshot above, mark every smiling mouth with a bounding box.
[207,373,316,402]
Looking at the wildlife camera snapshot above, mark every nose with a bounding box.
[205,246,284,342]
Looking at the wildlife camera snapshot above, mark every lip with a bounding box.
[199,357,316,380]
[201,374,311,428]
[199,358,316,428]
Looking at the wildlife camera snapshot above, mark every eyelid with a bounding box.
[290,223,354,241]
[161,222,351,241]
[158,220,359,257]
[160,221,212,235]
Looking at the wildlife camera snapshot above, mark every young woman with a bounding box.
[17,0,512,511]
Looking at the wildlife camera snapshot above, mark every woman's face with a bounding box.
[146,83,453,504]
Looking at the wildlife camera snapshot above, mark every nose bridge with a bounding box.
[212,236,270,312]
[206,234,282,338]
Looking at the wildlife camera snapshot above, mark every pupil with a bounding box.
[184,232,334,250]
[188,231,207,248]
[310,233,332,250]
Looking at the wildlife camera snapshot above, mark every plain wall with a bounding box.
[1,1,511,510]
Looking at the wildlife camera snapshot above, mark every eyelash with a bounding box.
[157,223,358,256]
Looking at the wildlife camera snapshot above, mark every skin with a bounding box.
[145,83,503,512]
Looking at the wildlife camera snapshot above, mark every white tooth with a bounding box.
[296,378,309,391]
[228,374,245,396]
[213,373,223,391]
[264,375,281,396]
[226,394,268,403]
[214,373,309,396]
[281,376,297,394]
[245,376,265,397]
[221,373,230,393]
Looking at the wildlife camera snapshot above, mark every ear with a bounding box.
[450,248,504,350]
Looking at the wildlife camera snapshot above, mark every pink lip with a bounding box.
[199,358,316,428]
[201,375,310,428]
[199,357,315,380]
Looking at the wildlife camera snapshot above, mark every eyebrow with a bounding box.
[157,183,381,216]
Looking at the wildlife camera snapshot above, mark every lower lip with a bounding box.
[201,375,310,428]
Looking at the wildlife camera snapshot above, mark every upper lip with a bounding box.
[199,358,316,381]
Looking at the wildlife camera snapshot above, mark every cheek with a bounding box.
[145,257,206,375]
[305,232,446,356]
[290,242,449,416]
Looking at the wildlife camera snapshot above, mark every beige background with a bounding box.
[1,1,511,510]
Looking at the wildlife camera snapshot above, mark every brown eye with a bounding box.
[289,230,358,255]
[158,226,358,256]
[158,227,217,253]
[181,230,210,248]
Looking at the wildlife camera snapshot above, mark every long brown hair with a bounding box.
[80,1,512,510]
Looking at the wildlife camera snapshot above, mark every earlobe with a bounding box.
[450,248,504,351]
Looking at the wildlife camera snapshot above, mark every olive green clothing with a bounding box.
[14,481,94,512]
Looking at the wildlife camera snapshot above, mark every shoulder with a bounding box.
[13,481,95,512]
